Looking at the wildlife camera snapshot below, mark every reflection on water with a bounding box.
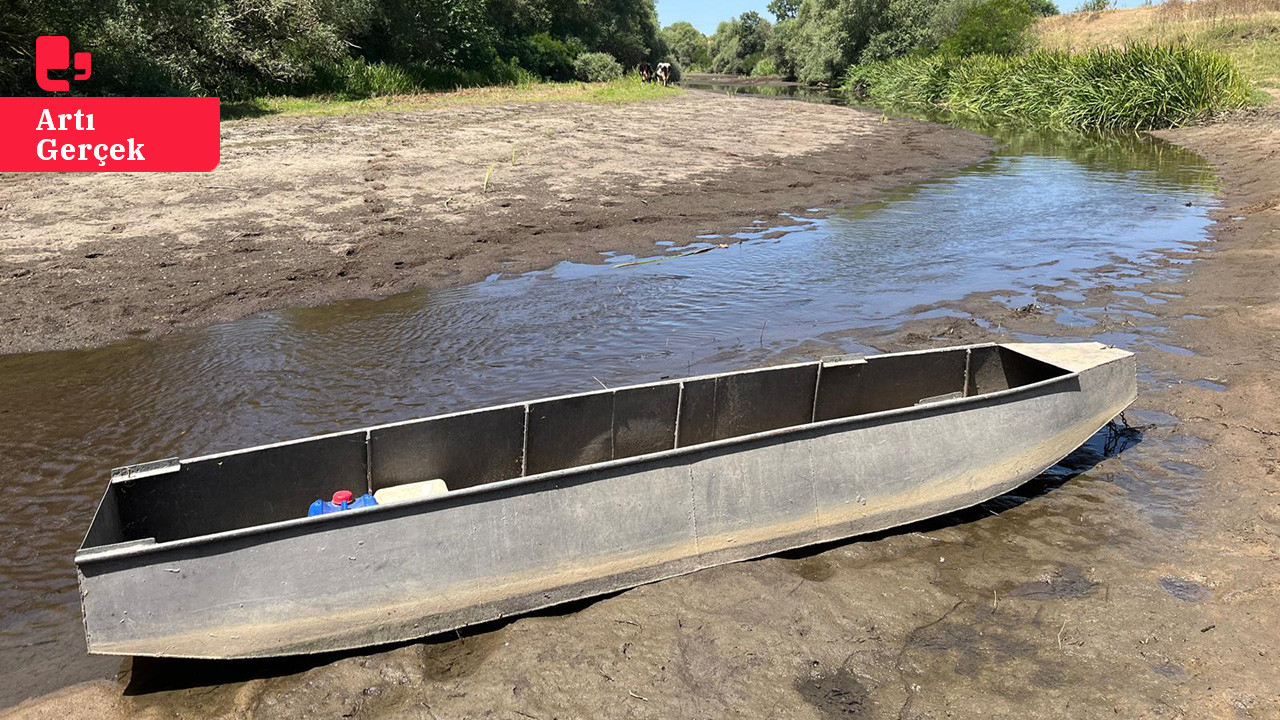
[0,89,1218,707]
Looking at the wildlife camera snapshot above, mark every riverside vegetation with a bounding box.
[0,0,676,99]
[845,44,1255,130]
[684,0,1276,129]
[3,0,1274,127]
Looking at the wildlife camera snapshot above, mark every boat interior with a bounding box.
[81,344,1070,550]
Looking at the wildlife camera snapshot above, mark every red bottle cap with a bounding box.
[332,490,354,504]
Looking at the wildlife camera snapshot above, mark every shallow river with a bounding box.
[0,89,1219,707]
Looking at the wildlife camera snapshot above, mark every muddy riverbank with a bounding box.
[0,91,990,355]
[3,101,1278,718]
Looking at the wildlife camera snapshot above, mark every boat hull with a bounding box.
[76,342,1134,658]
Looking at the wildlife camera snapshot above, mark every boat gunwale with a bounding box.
[75,342,1119,564]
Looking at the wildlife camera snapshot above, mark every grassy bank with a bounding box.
[845,44,1255,130]
[223,77,681,120]
[1035,0,1280,88]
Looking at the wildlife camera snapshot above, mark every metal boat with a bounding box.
[76,341,1135,658]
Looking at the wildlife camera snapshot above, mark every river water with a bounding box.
[0,88,1219,707]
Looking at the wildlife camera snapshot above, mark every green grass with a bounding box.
[222,77,681,120]
[844,44,1256,130]
[1193,22,1280,87]
[299,56,535,98]
[1034,2,1280,89]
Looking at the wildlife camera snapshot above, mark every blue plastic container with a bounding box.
[308,490,378,517]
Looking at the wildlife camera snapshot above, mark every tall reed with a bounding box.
[845,44,1255,130]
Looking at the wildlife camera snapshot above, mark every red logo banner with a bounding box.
[0,97,221,172]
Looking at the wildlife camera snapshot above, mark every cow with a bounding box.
[636,61,653,83]
[655,62,672,87]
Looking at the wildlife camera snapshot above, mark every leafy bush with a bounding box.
[515,33,584,80]
[1077,0,1114,11]
[751,57,782,75]
[574,51,624,81]
[845,44,1255,130]
[939,0,1036,56]
[1027,0,1059,15]
[0,0,377,97]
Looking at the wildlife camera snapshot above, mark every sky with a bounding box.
[657,0,1154,35]
[657,0,772,35]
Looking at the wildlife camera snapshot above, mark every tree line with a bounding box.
[661,0,1060,85]
[0,0,669,97]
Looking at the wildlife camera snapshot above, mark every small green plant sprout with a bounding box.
[511,142,519,165]
[483,164,497,192]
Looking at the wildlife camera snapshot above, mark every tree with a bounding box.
[661,21,709,68]
[709,11,772,74]
[767,0,800,22]
[737,11,772,56]
[0,0,667,96]
[763,18,799,78]
[787,0,881,84]
[939,0,1035,55]
[862,0,946,60]
[369,0,497,67]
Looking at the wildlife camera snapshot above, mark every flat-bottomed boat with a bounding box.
[76,341,1135,658]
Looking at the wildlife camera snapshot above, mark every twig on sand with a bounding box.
[614,619,642,629]
[1240,424,1280,437]
[1057,618,1070,649]
[628,690,649,702]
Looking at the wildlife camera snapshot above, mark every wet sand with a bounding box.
[0,91,991,355]
[3,103,1279,718]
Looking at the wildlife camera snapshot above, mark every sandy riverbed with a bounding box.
[2,98,1278,719]
[0,91,990,355]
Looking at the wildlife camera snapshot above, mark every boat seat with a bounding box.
[374,479,449,505]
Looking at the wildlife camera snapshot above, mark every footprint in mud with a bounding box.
[1151,662,1190,681]
[1158,576,1214,603]
[1007,565,1097,600]
[795,666,872,719]
[789,556,837,582]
